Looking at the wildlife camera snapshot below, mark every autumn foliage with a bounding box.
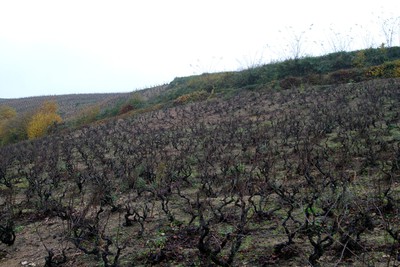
[0,106,17,145]
[0,105,17,121]
[0,106,17,134]
[27,101,62,139]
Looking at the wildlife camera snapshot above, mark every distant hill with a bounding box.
[0,84,169,121]
[0,93,130,120]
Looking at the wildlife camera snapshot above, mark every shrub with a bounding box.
[367,60,400,78]
[118,104,134,115]
[27,101,62,139]
[304,74,323,85]
[363,45,388,65]
[352,50,367,68]
[0,106,17,146]
[173,90,209,105]
[127,93,146,109]
[0,106,16,121]
[279,76,302,89]
[327,68,363,83]
[0,112,30,146]
[73,104,100,127]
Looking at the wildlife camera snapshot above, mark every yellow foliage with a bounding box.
[352,51,366,68]
[367,65,384,77]
[39,101,58,114]
[0,106,17,144]
[393,60,400,78]
[0,105,17,121]
[0,122,5,140]
[27,101,62,139]
[367,60,400,78]
[174,90,209,105]
[174,94,191,104]
[395,66,400,78]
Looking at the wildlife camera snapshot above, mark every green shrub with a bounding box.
[352,50,367,68]
[73,105,100,127]
[363,45,388,65]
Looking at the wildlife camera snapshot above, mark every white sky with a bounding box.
[0,0,399,98]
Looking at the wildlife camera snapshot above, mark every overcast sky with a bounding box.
[0,0,399,99]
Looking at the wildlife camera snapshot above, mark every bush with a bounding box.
[27,101,62,139]
[304,74,323,85]
[118,104,135,115]
[73,105,101,127]
[367,60,400,78]
[173,90,209,105]
[327,68,364,84]
[0,113,30,146]
[352,50,367,68]
[363,45,388,65]
[279,76,303,89]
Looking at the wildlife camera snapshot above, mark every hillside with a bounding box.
[0,47,400,266]
[2,47,400,122]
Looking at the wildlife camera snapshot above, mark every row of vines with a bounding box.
[1,79,400,266]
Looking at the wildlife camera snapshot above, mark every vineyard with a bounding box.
[1,75,400,266]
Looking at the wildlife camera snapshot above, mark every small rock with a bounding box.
[20,261,36,266]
